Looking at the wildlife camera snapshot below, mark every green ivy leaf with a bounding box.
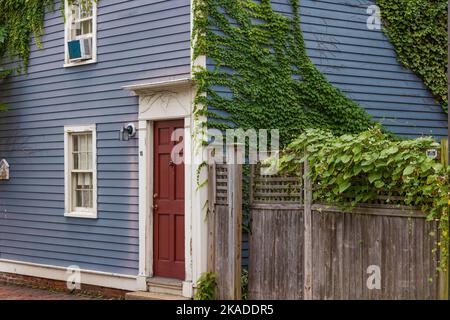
[338,180,352,193]
[374,180,385,188]
[368,171,382,183]
[340,154,352,164]
[403,166,415,176]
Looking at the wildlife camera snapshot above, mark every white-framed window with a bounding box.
[64,0,97,67]
[64,125,97,219]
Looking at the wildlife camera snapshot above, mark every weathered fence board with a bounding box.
[213,204,232,299]
[248,206,304,300]
[311,209,439,299]
[207,145,243,300]
[245,163,442,300]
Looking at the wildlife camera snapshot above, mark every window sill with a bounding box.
[65,211,98,219]
[64,58,97,68]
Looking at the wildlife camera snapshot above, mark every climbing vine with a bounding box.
[0,0,95,74]
[279,126,449,271]
[0,0,95,110]
[192,0,374,145]
[376,0,448,112]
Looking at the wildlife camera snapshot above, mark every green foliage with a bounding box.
[0,0,54,73]
[279,127,449,271]
[241,268,248,300]
[376,0,448,112]
[0,0,95,109]
[0,0,95,73]
[192,0,374,145]
[194,272,217,300]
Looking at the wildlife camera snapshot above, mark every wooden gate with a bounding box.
[248,163,443,300]
[207,146,242,300]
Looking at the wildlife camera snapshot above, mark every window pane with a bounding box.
[80,5,93,19]
[75,19,92,37]
[72,1,92,19]
[73,172,93,208]
[73,135,79,152]
[72,133,92,170]
[82,20,92,35]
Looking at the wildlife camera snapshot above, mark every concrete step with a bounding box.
[125,291,190,301]
[147,277,183,296]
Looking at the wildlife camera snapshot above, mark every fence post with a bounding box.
[227,144,243,300]
[439,139,449,300]
[303,160,313,300]
[207,159,216,273]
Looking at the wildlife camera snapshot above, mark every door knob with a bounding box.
[153,204,158,210]
[153,193,158,199]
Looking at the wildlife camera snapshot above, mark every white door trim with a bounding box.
[124,79,208,298]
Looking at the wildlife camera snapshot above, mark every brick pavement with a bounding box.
[0,283,99,300]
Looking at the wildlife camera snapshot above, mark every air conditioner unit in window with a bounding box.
[68,38,92,61]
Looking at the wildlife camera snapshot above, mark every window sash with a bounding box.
[71,18,93,39]
[72,133,93,170]
[64,125,97,218]
[72,171,94,210]
[70,133,94,211]
[64,0,97,65]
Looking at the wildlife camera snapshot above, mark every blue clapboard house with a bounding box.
[0,0,446,298]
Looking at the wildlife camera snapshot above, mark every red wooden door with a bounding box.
[153,120,185,280]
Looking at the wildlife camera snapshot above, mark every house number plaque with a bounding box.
[0,159,10,180]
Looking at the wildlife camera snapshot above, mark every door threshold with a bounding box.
[147,276,183,287]
[147,277,183,296]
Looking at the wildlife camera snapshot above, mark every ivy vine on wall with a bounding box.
[192,0,374,145]
[0,0,95,109]
[0,0,95,74]
[376,0,448,112]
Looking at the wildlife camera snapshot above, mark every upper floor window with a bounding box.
[64,0,97,67]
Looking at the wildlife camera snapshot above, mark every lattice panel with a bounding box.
[215,164,228,205]
[252,165,303,204]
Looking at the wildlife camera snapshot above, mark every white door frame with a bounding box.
[123,79,209,298]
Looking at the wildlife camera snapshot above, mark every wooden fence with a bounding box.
[247,163,443,300]
[208,142,448,300]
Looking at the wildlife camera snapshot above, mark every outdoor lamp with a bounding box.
[120,123,136,141]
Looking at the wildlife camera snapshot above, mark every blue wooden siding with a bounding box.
[0,0,192,275]
[208,0,448,139]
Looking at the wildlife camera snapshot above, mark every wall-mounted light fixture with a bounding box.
[120,123,137,141]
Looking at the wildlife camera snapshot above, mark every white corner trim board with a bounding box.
[0,259,144,292]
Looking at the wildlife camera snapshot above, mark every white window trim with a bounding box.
[64,0,98,67]
[64,124,98,219]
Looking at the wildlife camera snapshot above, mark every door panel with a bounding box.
[153,120,185,280]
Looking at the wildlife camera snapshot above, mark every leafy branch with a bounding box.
[279,127,449,271]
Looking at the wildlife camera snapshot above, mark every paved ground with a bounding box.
[0,283,98,300]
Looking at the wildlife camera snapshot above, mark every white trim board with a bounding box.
[0,259,143,292]
[124,78,208,298]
